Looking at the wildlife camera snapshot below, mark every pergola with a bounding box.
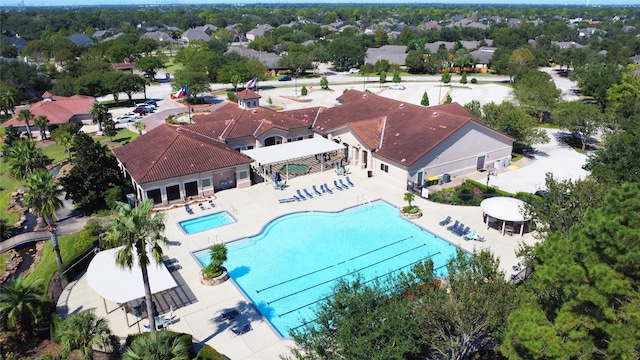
[242,137,345,181]
[86,246,177,326]
[480,197,532,237]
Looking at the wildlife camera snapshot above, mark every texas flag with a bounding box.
[174,85,187,98]
[245,78,258,90]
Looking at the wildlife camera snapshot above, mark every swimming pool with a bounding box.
[179,211,235,234]
[193,200,458,337]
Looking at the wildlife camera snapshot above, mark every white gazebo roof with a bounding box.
[480,197,531,222]
[241,137,344,165]
[86,246,177,304]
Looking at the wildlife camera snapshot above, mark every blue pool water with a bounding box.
[179,211,235,234]
[193,200,458,337]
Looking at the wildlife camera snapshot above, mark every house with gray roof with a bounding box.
[365,45,407,66]
[419,21,442,31]
[141,31,176,43]
[552,41,584,49]
[1,35,27,53]
[470,47,496,73]
[195,24,218,33]
[226,47,282,70]
[181,29,210,44]
[247,24,274,41]
[68,33,94,47]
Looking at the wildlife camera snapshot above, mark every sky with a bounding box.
[3,0,640,7]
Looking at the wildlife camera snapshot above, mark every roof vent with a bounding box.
[399,103,405,108]
[432,111,439,117]
[252,109,257,114]
[362,94,368,98]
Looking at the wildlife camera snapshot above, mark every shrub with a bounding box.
[104,186,126,210]
[470,78,477,84]
[227,91,238,102]
[196,345,226,360]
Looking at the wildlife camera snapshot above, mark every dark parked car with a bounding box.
[133,108,148,115]
[278,76,292,81]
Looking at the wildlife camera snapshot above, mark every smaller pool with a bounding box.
[280,163,309,175]
[179,211,235,234]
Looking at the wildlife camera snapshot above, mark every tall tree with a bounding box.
[123,331,189,360]
[374,27,389,47]
[33,115,50,142]
[1,89,16,116]
[508,47,536,80]
[512,69,561,123]
[136,56,165,81]
[23,168,64,274]
[571,61,622,112]
[17,109,34,140]
[0,275,50,343]
[103,200,169,333]
[480,101,549,149]
[89,102,109,132]
[503,183,640,359]
[171,69,211,103]
[553,100,604,150]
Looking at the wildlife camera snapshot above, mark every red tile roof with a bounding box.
[316,90,508,167]
[236,89,261,100]
[2,95,95,127]
[112,124,253,184]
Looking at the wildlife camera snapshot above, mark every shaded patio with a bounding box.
[480,197,532,237]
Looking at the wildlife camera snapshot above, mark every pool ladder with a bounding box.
[230,205,238,214]
[357,195,372,207]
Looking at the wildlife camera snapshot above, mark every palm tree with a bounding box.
[1,89,16,116]
[5,140,47,179]
[133,121,146,135]
[55,131,75,162]
[17,109,34,140]
[23,168,64,274]
[404,191,415,208]
[203,243,227,278]
[103,199,168,333]
[0,275,51,342]
[56,311,114,360]
[122,331,190,360]
[89,102,108,131]
[34,115,50,141]
[0,218,13,241]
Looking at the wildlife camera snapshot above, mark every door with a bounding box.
[476,155,486,170]
[417,172,423,188]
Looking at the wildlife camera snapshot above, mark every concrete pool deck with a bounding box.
[56,169,539,359]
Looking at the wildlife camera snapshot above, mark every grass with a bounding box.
[164,58,184,74]
[25,231,95,289]
[95,128,140,149]
[40,142,68,164]
[0,160,23,226]
[511,152,524,162]
[0,252,10,273]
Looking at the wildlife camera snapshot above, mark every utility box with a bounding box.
[443,173,451,183]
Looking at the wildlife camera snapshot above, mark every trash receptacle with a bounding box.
[368,170,373,178]
[443,173,451,183]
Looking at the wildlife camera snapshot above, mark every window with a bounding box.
[380,163,389,172]
[247,145,254,150]
[239,170,248,179]
[297,136,303,141]
[202,178,211,188]
[308,134,314,138]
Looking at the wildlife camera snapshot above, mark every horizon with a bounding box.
[3,0,640,8]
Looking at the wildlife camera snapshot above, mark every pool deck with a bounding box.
[56,170,538,359]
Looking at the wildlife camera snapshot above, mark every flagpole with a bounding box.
[187,84,191,124]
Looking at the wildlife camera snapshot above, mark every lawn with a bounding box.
[164,58,184,75]
[0,160,23,225]
[0,252,9,273]
[95,128,140,149]
[40,142,68,164]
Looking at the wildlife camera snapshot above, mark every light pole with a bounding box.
[295,67,301,97]
[438,79,442,105]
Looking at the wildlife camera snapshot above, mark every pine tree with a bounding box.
[445,94,452,104]
[460,72,468,85]
[421,91,430,106]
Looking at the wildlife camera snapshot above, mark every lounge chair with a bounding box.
[208,199,216,207]
[473,234,485,242]
[219,309,240,322]
[199,203,206,210]
[230,322,252,336]
[339,179,350,189]
[185,205,194,215]
[279,181,287,190]
[292,195,301,202]
[346,176,355,187]
[296,189,307,200]
[304,188,314,198]
[457,226,470,237]
[447,220,459,232]
[333,180,344,190]
[323,184,333,194]
[464,230,477,240]
[438,216,451,226]
[312,185,322,196]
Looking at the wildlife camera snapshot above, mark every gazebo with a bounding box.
[86,246,178,326]
[480,197,532,237]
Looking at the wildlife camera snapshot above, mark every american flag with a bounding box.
[245,78,258,90]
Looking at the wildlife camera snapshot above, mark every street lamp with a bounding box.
[486,169,497,188]
[295,67,301,97]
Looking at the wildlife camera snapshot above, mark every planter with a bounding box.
[400,208,423,219]
[199,267,229,286]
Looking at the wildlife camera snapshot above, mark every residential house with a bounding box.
[141,31,176,43]
[246,24,274,41]
[365,45,408,66]
[68,33,94,47]
[631,55,640,65]
[552,41,584,49]
[2,92,95,138]
[226,47,282,76]
[469,47,496,73]
[112,89,512,205]
[181,28,210,44]
[195,24,218,33]
[419,21,442,31]
[1,35,28,53]
[113,58,136,73]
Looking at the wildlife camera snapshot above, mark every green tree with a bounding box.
[1,88,17,116]
[480,101,549,148]
[102,117,117,141]
[4,139,47,179]
[53,130,75,162]
[123,331,190,360]
[508,47,536,80]
[17,109,34,140]
[320,76,329,90]
[571,61,622,112]
[374,27,389,47]
[327,36,366,71]
[55,311,115,360]
[464,99,482,118]
[103,200,168,333]
[60,132,128,212]
[33,115,50,142]
[133,121,146,135]
[379,71,386,88]
[606,64,640,119]
[172,69,211,104]
[301,85,308,98]
[0,275,50,343]
[421,91,429,106]
[0,218,13,241]
[392,70,401,83]
[444,94,452,104]
[553,100,604,150]
[403,191,415,207]
[405,50,426,74]
[202,243,227,278]
[89,102,109,132]
[441,71,451,84]
[23,168,64,274]
[503,183,640,359]
[460,72,467,85]
[585,124,640,185]
[512,69,561,123]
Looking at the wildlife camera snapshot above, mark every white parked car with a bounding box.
[388,84,406,90]
[115,114,137,123]
[122,112,143,119]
